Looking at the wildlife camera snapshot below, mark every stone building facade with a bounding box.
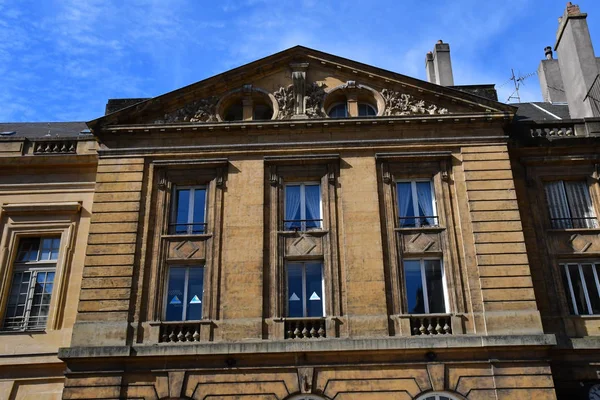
[0,3,599,399]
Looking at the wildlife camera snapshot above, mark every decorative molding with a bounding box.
[269,164,278,186]
[381,89,449,116]
[154,96,219,124]
[297,367,315,394]
[305,83,326,118]
[2,202,81,214]
[273,85,295,120]
[441,160,450,182]
[327,163,338,184]
[291,63,309,116]
[382,162,392,184]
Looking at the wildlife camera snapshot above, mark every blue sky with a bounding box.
[1,0,600,122]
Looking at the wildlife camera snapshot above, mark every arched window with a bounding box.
[223,101,243,121]
[358,102,377,116]
[415,392,463,400]
[328,103,348,118]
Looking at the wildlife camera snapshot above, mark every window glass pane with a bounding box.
[397,182,415,227]
[305,184,321,229]
[17,238,40,262]
[582,264,600,314]
[416,181,435,226]
[568,264,588,314]
[545,181,572,229]
[192,188,206,234]
[425,260,446,313]
[166,268,185,321]
[328,103,347,118]
[186,267,204,320]
[175,189,190,234]
[285,185,302,230]
[358,103,376,116]
[404,260,425,314]
[306,263,324,317]
[287,264,303,317]
[562,266,576,314]
[50,238,61,260]
[564,181,598,228]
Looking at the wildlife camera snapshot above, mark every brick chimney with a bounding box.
[554,2,600,117]
[425,40,454,86]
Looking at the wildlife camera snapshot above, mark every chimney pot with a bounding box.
[544,46,554,59]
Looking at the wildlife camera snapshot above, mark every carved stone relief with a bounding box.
[381,89,449,116]
[273,85,295,120]
[305,82,326,118]
[154,96,219,124]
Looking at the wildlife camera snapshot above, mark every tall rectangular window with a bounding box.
[284,183,322,231]
[165,266,204,321]
[397,181,438,228]
[562,262,600,315]
[170,186,207,234]
[286,262,324,317]
[545,180,598,229]
[403,259,447,314]
[2,237,60,331]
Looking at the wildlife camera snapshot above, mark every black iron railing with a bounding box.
[550,217,598,229]
[398,216,439,228]
[282,219,323,231]
[169,223,207,235]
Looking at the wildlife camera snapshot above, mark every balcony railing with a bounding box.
[550,217,599,229]
[168,223,207,235]
[410,314,452,335]
[529,123,575,138]
[284,318,326,339]
[282,219,323,232]
[33,140,77,155]
[398,216,439,228]
[159,321,204,343]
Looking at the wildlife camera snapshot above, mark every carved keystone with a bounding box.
[297,367,315,394]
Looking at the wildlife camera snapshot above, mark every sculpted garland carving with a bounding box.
[273,85,295,120]
[381,89,449,116]
[155,96,219,124]
[305,82,326,118]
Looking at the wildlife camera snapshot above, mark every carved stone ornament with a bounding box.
[380,89,449,116]
[155,96,219,124]
[305,82,326,118]
[273,86,295,120]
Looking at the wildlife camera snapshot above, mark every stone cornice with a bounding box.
[97,112,513,135]
[58,334,556,361]
[97,136,508,158]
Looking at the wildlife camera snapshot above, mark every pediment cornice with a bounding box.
[88,46,515,132]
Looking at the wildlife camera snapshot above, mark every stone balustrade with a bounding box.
[410,314,452,335]
[159,321,203,343]
[284,318,326,339]
[529,124,575,138]
[33,140,77,154]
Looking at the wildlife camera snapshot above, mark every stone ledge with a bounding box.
[58,334,556,360]
[559,336,600,350]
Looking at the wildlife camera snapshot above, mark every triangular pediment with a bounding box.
[87,46,514,130]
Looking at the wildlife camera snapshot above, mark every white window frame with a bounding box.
[403,258,449,314]
[562,261,600,315]
[2,236,60,331]
[283,182,322,231]
[163,265,205,321]
[171,185,207,235]
[396,179,438,228]
[285,262,326,318]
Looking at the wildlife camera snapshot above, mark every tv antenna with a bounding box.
[506,69,537,103]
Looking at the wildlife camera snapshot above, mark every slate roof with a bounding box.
[0,122,89,139]
[514,102,571,122]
